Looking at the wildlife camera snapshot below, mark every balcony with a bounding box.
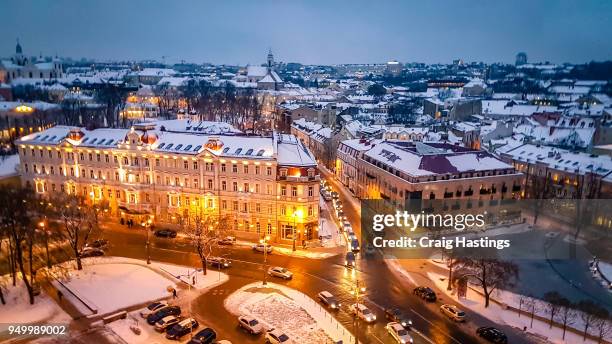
[443,192,454,199]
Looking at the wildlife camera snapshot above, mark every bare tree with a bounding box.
[543,291,564,329]
[578,300,605,341]
[0,186,38,304]
[593,313,612,344]
[554,296,576,340]
[454,258,519,307]
[186,214,231,276]
[51,194,102,270]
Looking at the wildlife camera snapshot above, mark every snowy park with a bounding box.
[224,282,354,344]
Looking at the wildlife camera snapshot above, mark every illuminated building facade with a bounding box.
[16,124,320,243]
[336,139,523,205]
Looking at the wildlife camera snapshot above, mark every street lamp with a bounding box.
[350,279,366,344]
[143,218,152,264]
[292,209,303,252]
[39,220,52,269]
[261,235,270,285]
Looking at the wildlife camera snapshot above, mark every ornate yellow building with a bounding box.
[16,123,320,243]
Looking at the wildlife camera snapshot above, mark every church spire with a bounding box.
[267,48,274,69]
[16,38,22,55]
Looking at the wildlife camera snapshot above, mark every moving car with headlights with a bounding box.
[166,317,199,340]
[238,315,264,335]
[384,308,412,329]
[350,238,360,252]
[207,257,231,268]
[265,328,290,344]
[154,228,177,238]
[317,291,340,310]
[268,266,293,280]
[440,304,466,322]
[349,303,376,323]
[413,286,437,302]
[218,236,236,245]
[80,247,104,258]
[386,322,413,343]
[345,251,356,268]
[252,243,273,253]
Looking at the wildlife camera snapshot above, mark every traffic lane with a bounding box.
[103,224,473,344]
[100,225,481,343]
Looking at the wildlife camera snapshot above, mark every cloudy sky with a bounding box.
[1,0,610,65]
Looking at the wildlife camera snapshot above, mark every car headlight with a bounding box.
[400,340,406,344]
[372,315,376,320]
[401,322,406,327]
[331,304,336,309]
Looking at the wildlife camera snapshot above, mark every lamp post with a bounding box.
[261,235,270,285]
[143,218,152,264]
[350,279,366,344]
[39,220,51,269]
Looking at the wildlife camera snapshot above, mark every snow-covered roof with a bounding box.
[364,141,513,178]
[276,134,316,167]
[503,143,612,177]
[0,155,20,178]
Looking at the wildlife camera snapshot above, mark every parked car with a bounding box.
[384,308,412,329]
[349,303,376,323]
[154,315,182,332]
[85,239,108,249]
[238,315,263,334]
[166,317,199,340]
[413,286,437,302]
[80,247,104,258]
[330,191,339,200]
[207,257,231,268]
[476,327,507,343]
[265,328,290,344]
[252,243,273,253]
[140,301,168,318]
[350,238,360,252]
[268,266,293,280]
[386,322,413,343]
[218,236,236,245]
[440,304,466,322]
[146,306,181,325]
[317,291,340,309]
[345,251,356,268]
[341,220,352,232]
[188,327,217,344]
[155,229,177,238]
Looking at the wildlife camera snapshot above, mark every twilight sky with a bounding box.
[1,0,610,65]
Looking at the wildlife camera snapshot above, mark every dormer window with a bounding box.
[280,169,288,177]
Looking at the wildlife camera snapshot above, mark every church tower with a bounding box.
[14,39,26,66]
[267,48,274,69]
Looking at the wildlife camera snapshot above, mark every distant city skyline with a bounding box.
[1,0,611,65]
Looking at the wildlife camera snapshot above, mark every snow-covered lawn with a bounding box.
[107,312,192,344]
[427,271,607,344]
[49,258,177,316]
[155,261,228,290]
[225,282,354,344]
[598,261,612,283]
[0,275,71,325]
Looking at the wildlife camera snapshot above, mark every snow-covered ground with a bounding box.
[0,275,71,325]
[598,261,612,283]
[107,312,192,344]
[235,240,338,259]
[427,271,607,344]
[224,282,354,344]
[156,261,228,290]
[0,154,19,178]
[48,257,178,316]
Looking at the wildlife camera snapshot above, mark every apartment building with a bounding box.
[16,124,320,244]
[337,140,523,206]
